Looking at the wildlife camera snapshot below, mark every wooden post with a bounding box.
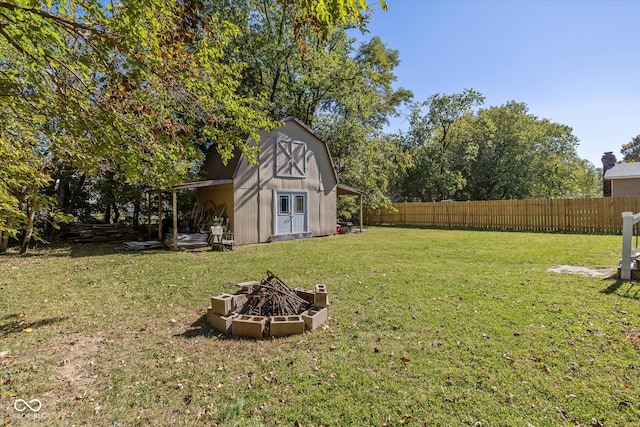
[158,192,163,241]
[172,189,178,251]
[359,194,363,232]
[147,192,152,240]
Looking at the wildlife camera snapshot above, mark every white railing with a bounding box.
[620,211,640,280]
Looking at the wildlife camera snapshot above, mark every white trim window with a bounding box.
[275,138,307,178]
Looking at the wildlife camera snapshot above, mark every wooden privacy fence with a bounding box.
[365,196,640,234]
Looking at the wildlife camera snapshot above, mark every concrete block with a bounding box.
[208,309,236,334]
[270,315,305,337]
[211,293,235,316]
[232,315,266,339]
[295,288,315,304]
[302,307,328,331]
[314,284,329,308]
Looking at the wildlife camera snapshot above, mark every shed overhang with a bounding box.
[337,183,363,196]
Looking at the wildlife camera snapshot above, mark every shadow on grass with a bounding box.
[602,280,639,300]
[0,314,69,337]
[2,242,123,259]
[175,314,228,339]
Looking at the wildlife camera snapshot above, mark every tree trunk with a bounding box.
[56,173,69,213]
[64,173,86,215]
[112,203,120,223]
[105,203,112,224]
[0,231,8,255]
[19,198,36,255]
[132,200,140,227]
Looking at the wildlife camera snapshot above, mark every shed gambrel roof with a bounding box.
[202,117,340,185]
[604,162,640,180]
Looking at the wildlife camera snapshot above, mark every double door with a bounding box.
[276,192,307,235]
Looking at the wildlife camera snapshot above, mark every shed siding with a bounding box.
[232,186,262,245]
[230,122,337,244]
[611,178,640,197]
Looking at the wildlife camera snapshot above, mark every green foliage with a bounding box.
[621,134,640,162]
[283,0,387,41]
[465,101,582,199]
[0,0,275,252]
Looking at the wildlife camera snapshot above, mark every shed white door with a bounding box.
[276,192,307,235]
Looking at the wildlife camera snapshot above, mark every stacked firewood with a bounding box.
[238,271,311,317]
[66,224,141,243]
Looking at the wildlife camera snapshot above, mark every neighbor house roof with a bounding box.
[604,162,640,180]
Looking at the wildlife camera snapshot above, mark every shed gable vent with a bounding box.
[275,138,307,178]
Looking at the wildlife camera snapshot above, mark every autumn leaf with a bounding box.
[400,356,410,363]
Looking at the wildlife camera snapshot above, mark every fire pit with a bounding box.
[207,271,329,338]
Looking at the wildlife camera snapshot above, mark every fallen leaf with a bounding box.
[23,328,33,333]
[400,356,410,363]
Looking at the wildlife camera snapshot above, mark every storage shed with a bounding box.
[172,117,357,247]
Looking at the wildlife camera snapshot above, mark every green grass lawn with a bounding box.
[1,227,639,426]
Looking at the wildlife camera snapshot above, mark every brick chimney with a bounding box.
[602,151,617,197]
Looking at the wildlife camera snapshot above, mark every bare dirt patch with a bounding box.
[38,333,106,415]
[546,265,615,278]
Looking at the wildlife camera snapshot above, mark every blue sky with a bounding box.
[352,0,639,167]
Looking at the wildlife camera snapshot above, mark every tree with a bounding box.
[397,89,484,201]
[465,102,582,200]
[621,135,640,162]
[312,36,412,212]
